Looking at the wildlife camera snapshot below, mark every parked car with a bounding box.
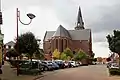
[79,61,83,66]
[109,63,119,69]
[63,61,72,68]
[75,61,80,67]
[52,61,60,70]
[43,61,59,70]
[41,61,54,71]
[19,61,41,75]
[107,62,111,68]
[69,61,78,67]
[54,60,65,69]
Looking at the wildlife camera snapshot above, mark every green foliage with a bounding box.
[53,49,60,59]
[91,53,95,58]
[34,48,44,60]
[74,49,88,61]
[109,68,120,75]
[60,52,67,60]
[63,48,74,59]
[106,30,120,55]
[14,32,39,59]
[106,30,120,68]
[92,58,97,62]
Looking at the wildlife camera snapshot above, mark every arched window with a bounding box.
[56,39,58,49]
[61,39,63,52]
[65,39,67,48]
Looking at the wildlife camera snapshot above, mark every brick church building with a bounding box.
[43,7,93,60]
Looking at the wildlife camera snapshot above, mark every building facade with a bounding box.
[43,7,93,60]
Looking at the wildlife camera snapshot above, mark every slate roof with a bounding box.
[44,31,55,41]
[44,26,91,41]
[52,25,71,38]
[69,29,90,40]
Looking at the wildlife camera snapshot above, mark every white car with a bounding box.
[109,63,119,69]
[69,61,78,67]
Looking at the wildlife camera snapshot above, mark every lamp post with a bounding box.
[0,0,4,74]
[16,8,35,76]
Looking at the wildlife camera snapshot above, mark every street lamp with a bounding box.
[16,8,35,76]
[16,8,36,53]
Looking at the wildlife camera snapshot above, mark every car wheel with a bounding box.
[44,67,48,71]
[72,65,74,68]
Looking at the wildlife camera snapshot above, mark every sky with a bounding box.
[1,0,120,58]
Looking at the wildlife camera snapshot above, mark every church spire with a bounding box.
[75,6,84,30]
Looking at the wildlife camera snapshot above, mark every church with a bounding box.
[43,7,93,60]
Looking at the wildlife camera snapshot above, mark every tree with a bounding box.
[14,32,39,62]
[63,48,73,60]
[53,49,60,59]
[92,58,97,62]
[106,30,120,54]
[91,53,95,58]
[106,30,120,67]
[60,52,67,60]
[34,48,44,60]
[74,49,88,61]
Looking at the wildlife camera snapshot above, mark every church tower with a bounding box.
[75,6,85,30]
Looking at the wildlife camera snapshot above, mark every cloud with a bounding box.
[2,0,120,57]
[2,0,54,11]
[89,4,120,33]
[93,42,110,57]
[92,32,107,43]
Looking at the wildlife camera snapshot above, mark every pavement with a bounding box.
[0,61,37,80]
[0,62,120,80]
[36,65,120,80]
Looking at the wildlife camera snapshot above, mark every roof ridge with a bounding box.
[52,25,71,38]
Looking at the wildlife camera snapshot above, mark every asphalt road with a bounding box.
[38,65,110,80]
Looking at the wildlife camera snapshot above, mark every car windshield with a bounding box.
[20,62,30,68]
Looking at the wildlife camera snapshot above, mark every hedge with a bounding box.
[109,68,120,75]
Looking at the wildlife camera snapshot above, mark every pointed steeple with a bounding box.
[75,6,84,30]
